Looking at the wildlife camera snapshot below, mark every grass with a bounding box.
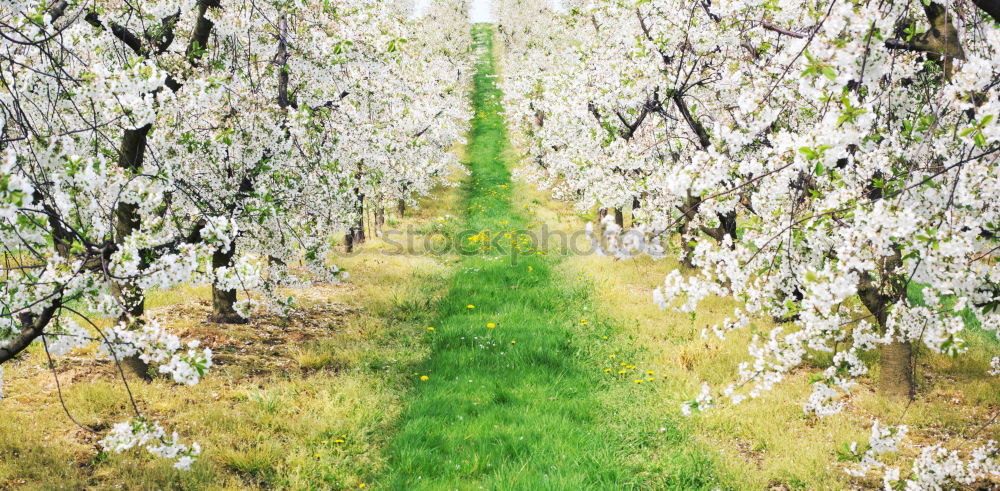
[376,26,717,490]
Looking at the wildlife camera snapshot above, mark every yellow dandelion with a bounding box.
[609,354,616,359]
[604,368,611,373]
[487,322,496,328]
[315,453,322,458]
[420,375,429,381]
[467,304,475,309]
[334,439,345,444]
[647,377,655,382]
[634,379,644,384]
[618,369,627,375]
[510,340,517,344]
[528,266,533,272]
[646,370,654,375]
[427,327,435,331]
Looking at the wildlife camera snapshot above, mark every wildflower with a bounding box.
[467,304,475,309]
[646,370,654,375]
[334,439,345,444]
[618,369,626,375]
[604,368,611,373]
[510,340,516,344]
[634,379,644,384]
[647,377,655,382]
[427,327,435,331]
[487,322,496,328]
[420,375,429,381]
[528,266,533,271]
[609,354,616,359]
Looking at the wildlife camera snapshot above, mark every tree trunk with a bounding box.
[678,219,696,268]
[397,199,406,216]
[345,213,365,253]
[859,270,914,400]
[209,246,247,324]
[879,341,914,400]
[375,207,385,237]
[598,207,623,227]
[112,125,151,380]
[631,197,641,228]
[352,214,365,246]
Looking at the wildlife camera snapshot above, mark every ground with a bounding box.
[0,25,997,490]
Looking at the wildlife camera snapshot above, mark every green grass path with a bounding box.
[379,27,715,490]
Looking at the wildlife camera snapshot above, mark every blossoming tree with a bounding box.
[0,0,470,469]
[499,0,1000,485]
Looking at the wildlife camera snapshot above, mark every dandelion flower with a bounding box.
[467,304,475,309]
[487,322,496,328]
[634,379,644,384]
[334,439,345,444]
[646,370,654,375]
[604,368,611,373]
[510,340,516,344]
[609,354,616,359]
[420,375,429,381]
[427,327,435,331]
[528,266,533,272]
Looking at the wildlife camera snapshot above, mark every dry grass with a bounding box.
[0,173,465,490]
[511,169,1000,489]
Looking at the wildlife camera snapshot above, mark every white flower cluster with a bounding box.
[846,420,999,488]
[99,320,212,386]
[845,420,908,479]
[680,382,714,416]
[904,441,1000,489]
[99,419,201,471]
[44,318,91,357]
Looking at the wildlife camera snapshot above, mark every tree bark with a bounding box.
[397,199,406,216]
[879,341,914,400]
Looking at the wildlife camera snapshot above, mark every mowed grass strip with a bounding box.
[379,26,716,490]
